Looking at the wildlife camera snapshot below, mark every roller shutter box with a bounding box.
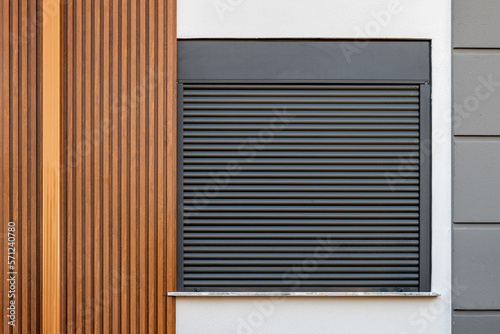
[177,41,431,292]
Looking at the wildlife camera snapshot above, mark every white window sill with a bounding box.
[168,292,440,297]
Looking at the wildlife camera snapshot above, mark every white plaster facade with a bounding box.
[176,1,452,333]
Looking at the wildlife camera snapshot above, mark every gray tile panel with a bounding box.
[454,139,500,222]
[453,312,500,334]
[453,226,500,309]
[454,52,500,135]
[454,0,500,47]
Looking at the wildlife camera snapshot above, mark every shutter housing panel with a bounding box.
[179,83,427,292]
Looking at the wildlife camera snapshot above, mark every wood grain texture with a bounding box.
[60,0,176,332]
[0,1,43,333]
[42,0,61,332]
[166,0,177,333]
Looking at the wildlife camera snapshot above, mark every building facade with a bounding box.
[0,0,499,333]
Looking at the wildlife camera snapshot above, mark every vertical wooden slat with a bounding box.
[21,1,29,331]
[42,0,61,332]
[36,0,44,329]
[111,0,120,331]
[75,0,84,331]
[60,0,67,331]
[0,2,4,330]
[12,2,21,333]
[166,0,177,332]
[129,0,139,331]
[157,0,166,331]
[120,0,130,332]
[93,0,103,332]
[65,0,75,332]
[148,0,157,331]
[28,1,38,331]
[84,0,93,331]
[139,0,147,332]
[0,2,8,332]
[102,0,111,330]
[102,0,111,331]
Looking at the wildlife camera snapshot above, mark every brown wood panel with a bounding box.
[166,0,177,332]
[120,1,130,332]
[129,0,138,331]
[93,0,103,333]
[102,0,111,332]
[157,0,166,332]
[61,0,176,332]
[0,1,43,333]
[84,0,93,332]
[42,0,61,330]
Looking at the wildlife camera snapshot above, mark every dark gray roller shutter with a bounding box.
[177,40,431,293]
[178,83,430,292]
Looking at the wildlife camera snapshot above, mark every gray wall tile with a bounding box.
[454,139,500,222]
[454,52,500,135]
[453,227,500,309]
[454,0,500,47]
[453,312,500,334]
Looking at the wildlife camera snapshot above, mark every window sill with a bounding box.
[168,292,440,297]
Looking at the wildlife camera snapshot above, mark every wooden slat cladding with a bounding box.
[61,0,174,332]
[0,0,43,333]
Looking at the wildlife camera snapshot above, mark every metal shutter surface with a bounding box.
[178,83,426,292]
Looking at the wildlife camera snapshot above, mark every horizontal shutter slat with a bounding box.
[184,205,419,212]
[183,281,420,287]
[184,179,419,185]
[184,111,419,117]
[185,225,419,231]
[184,116,421,121]
[184,239,419,246]
[185,245,419,252]
[184,273,420,280]
[183,185,419,191]
[184,104,419,110]
[184,259,420,266]
[184,97,419,104]
[183,84,421,90]
[184,233,419,238]
[184,253,419,259]
[184,89,419,97]
[183,198,419,204]
[184,131,419,137]
[184,165,420,172]
[185,266,419,273]
[184,145,420,152]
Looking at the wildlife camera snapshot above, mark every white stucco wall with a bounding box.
[176,1,452,333]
